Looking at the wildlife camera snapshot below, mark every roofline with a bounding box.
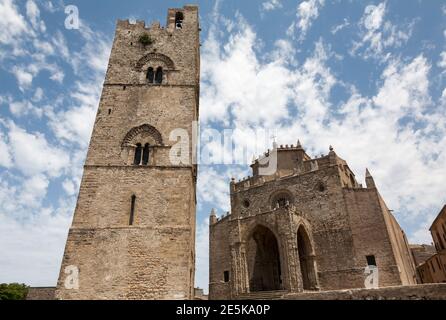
[429,204,446,231]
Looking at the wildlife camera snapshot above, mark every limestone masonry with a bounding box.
[209,142,418,299]
[55,5,200,300]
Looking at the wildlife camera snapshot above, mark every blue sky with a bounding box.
[0,0,445,293]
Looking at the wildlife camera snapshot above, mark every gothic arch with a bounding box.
[122,124,163,147]
[296,224,318,290]
[135,52,175,70]
[245,224,283,292]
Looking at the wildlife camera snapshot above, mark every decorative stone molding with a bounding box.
[122,124,163,147]
[135,52,175,71]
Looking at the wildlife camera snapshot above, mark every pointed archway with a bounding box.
[297,226,317,290]
[247,225,282,292]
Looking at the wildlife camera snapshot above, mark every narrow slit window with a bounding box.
[142,143,149,165]
[134,143,142,165]
[129,195,136,225]
[223,271,229,283]
[155,67,163,84]
[147,67,154,83]
[366,255,376,266]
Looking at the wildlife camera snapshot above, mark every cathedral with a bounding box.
[209,142,417,299]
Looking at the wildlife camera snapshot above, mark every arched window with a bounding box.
[142,143,150,165]
[147,67,154,83]
[155,67,163,84]
[271,191,293,209]
[134,143,142,165]
[175,12,184,29]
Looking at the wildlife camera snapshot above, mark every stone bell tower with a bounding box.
[55,5,199,300]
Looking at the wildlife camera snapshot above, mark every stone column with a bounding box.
[230,242,249,296]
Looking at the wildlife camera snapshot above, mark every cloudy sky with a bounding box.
[0,0,445,293]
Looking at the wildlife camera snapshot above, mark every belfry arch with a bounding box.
[246,225,282,292]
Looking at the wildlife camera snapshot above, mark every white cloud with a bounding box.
[0,203,72,286]
[198,167,231,212]
[0,131,12,168]
[287,0,325,41]
[351,2,415,61]
[62,179,76,196]
[48,81,101,147]
[438,51,446,70]
[261,0,282,12]
[12,66,33,90]
[9,99,42,117]
[331,18,350,34]
[373,55,430,115]
[32,87,44,102]
[0,0,30,46]
[26,0,46,32]
[7,123,69,177]
[201,15,294,127]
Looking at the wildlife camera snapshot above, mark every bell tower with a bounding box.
[55,5,199,300]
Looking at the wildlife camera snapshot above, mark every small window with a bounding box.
[155,67,163,84]
[242,199,250,208]
[366,255,376,266]
[277,197,288,208]
[129,195,136,225]
[223,271,229,283]
[142,143,149,165]
[272,192,293,209]
[134,143,142,165]
[147,67,154,83]
[436,232,445,250]
[317,182,326,192]
[175,12,184,29]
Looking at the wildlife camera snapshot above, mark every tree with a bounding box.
[0,283,29,300]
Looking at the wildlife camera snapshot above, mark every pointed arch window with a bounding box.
[155,67,163,84]
[147,67,154,83]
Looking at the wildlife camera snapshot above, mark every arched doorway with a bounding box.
[297,226,317,290]
[247,225,282,292]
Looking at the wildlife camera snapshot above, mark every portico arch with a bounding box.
[246,225,283,292]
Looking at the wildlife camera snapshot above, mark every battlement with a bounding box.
[115,5,199,32]
[232,142,363,193]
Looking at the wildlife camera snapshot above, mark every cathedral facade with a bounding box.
[209,142,417,299]
[55,6,200,300]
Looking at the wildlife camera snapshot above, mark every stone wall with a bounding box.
[56,5,199,300]
[209,147,417,299]
[282,284,446,300]
[26,287,55,300]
